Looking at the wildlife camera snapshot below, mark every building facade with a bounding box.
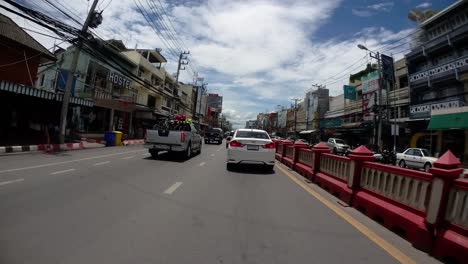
[405,0,468,164]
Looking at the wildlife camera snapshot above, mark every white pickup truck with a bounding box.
[144,122,202,159]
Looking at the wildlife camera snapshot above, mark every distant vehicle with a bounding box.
[205,128,223,144]
[396,148,437,172]
[227,129,276,171]
[225,130,235,148]
[144,122,202,159]
[326,138,350,154]
[295,139,310,145]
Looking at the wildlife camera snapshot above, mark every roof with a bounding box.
[236,128,267,133]
[420,0,466,28]
[0,14,55,61]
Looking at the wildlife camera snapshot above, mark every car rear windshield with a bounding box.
[236,131,270,139]
[208,129,222,134]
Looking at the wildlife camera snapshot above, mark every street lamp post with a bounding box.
[358,44,384,151]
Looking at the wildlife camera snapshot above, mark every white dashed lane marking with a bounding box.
[93,161,110,166]
[210,154,215,157]
[50,169,75,175]
[163,182,183,195]
[199,162,206,166]
[121,156,135,160]
[0,178,24,186]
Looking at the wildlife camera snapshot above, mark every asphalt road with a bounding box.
[0,142,441,264]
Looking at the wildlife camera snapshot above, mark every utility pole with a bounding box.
[291,98,302,135]
[58,0,101,144]
[175,51,189,83]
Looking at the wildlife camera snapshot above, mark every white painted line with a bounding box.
[163,182,183,195]
[93,161,110,166]
[121,156,135,160]
[0,149,145,174]
[50,169,75,175]
[199,162,206,166]
[217,149,221,152]
[210,154,215,157]
[141,153,151,156]
[0,178,24,186]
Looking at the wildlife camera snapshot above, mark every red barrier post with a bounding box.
[310,142,331,181]
[281,140,292,158]
[426,151,464,228]
[347,146,375,201]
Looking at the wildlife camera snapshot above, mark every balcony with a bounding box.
[410,99,465,119]
[409,55,468,85]
[406,23,468,60]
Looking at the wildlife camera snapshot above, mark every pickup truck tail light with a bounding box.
[229,140,244,147]
[262,142,276,149]
[181,132,185,143]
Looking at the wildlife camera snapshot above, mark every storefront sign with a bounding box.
[343,85,356,100]
[108,72,131,89]
[361,71,380,94]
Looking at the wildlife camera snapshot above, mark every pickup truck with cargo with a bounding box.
[144,122,202,159]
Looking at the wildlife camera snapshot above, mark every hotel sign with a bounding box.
[108,71,131,89]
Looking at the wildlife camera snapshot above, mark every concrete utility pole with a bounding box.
[358,44,383,151]
[291,98,302,135]
[58,0,100,144]
[175,51,189,83]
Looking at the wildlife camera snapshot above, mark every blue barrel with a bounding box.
[104,131,116,147]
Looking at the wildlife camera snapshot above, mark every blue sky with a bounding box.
[3,0,459,128]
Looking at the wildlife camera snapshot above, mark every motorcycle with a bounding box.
[380,149,396,165]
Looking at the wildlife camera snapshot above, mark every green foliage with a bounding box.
[349,63,377,83]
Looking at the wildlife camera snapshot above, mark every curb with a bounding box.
[0,142,84,154]
[122,139,145,146]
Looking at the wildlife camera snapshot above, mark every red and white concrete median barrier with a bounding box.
[122,139,145,146]
[0,142,84,154]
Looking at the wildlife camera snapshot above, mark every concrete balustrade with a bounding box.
[446,181,468,229]
[275,144,468,262]
[360,163,432,212]
[320,154,351,182]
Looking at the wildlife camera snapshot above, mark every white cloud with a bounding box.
[2,0,413,128]
[416,2,432,9]
[352,2,394,17]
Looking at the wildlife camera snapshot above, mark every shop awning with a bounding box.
[0,81,94,107]
[428,107,468,130]
[299,130,316,134]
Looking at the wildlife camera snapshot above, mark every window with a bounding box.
[398,76,408,88]
[147,95,156,108]
[413,150,422,157]
[235,131,270,139]
[421,149,431,157]
[40,74,45,86]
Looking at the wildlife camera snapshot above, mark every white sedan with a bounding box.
[226,129,276,171]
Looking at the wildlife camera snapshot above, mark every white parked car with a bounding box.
[226,129,276,171]
[396,148,437,172]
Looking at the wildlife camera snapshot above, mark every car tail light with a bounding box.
[262,142,276,149]
[229,140,244,147]
[181,132,185,143]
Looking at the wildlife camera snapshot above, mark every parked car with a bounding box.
[396,148,437,172]
[326,138,350,154]
[226,129,276,171]
[205,128,223,144]
[144,122,202,159]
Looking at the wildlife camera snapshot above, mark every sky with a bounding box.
[1,0,458,128]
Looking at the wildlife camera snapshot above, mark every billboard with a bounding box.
[361,71,380,94]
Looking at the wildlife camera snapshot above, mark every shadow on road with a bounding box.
[144,151,197,163]
[227,164,275,175]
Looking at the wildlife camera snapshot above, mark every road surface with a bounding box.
[0,143,440,264]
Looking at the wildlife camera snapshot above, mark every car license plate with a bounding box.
[154,144,169,150]
[247,145,259,151]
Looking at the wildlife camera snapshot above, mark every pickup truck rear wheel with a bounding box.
[185,144,192,159]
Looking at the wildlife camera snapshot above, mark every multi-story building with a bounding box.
[321,94,345,139]
[178,82,195,118]
[35,39,138,138]
[405,0,468,164]
[245,120,257,129]
[206,94,223,127]
[304,88,329,130]
[121,48,169,133]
